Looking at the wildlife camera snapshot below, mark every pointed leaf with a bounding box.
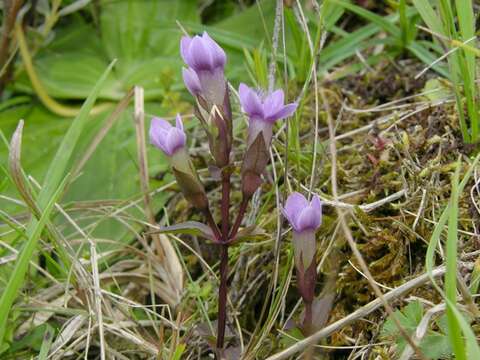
[230,225,268,243]
[156,221,214,240]
[172,166,209,210]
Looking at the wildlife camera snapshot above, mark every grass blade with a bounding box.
[411,0,444,36]
[37,324,55,360]
[0,60,115,343]
[444,159,466,360]
[426,153,480,284]
[0,174,69,342]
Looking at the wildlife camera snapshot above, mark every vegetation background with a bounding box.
[1,0,480,359]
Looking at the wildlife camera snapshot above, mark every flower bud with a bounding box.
[282,192,322,303]
[149,115,209,210]
[181,32,227,107]
[181,32,232,168]
[149,115,186,157]
[282,192,322,270]
[182,67,202,97]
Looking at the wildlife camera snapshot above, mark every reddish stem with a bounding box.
[216,243,229,356]
[303,301,313,335]
[216,169,231,355]
[204,209,222,242]
[220,170,230,239]
[303,301,314,360]
[228,198,249,241]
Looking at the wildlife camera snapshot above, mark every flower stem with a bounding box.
[204,209,222,242]
[221,170,230,238]
[216,169,231,356]
[303,300,313,334]
[216,243,229,356]
[303,301,314,360]
[229,198,248,240]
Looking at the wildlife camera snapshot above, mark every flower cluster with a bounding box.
[149,31,298,208]
[148,30,321,354]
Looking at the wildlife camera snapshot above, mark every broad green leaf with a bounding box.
[0,103,171,245]
[382,300,424,338]
[420,333,452,360]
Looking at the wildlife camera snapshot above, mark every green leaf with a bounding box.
[171,343,186,360]
[7,324,52,353]
[0,102,171,246]
[16,0,200,101]
[0,61,115,343]
[381,300,424,353]
[38,324,55,360]
[156,221,214,240]
[0,173,69,343]
[411,0,444,36]
[420,333,452,360]
[382,300,423,336]
[330,0,400,36]
[444,159,466,360]
[231,225,268,243]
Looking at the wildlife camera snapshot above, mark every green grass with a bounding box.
[413,0,479,143]
[424,153,480,359]
[0,61,115,343]
[2,0,480,358]
[445,159,466,360]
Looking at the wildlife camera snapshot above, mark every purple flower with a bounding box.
[149,114,186,157]
[182,68,202,96]
[238,83,297,145]
[181,32,227,105]
[283,192,322,234]
[282,192,322,269]
[181,32,226,73]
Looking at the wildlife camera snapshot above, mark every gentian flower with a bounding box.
[150,114,186,157]
[150,114,208,210]
[181,32,227,106]
[239,83,297,146]
[282,192,322,270]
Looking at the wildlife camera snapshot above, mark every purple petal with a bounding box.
[188,35,214,71]
[296,206,321,232]
[266,102,297,122]
[180,36,193,65]
[284,192,309,230]
[165,128,186,156]
[150,117,186,156]
[263,89,284,118]
[239,83,264,118]
[151,117,172,132]
[182,67,202,95]
[202,32,226,69]
[149,118,170,153]
[175,114,184,131]
[311,195,322,225]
